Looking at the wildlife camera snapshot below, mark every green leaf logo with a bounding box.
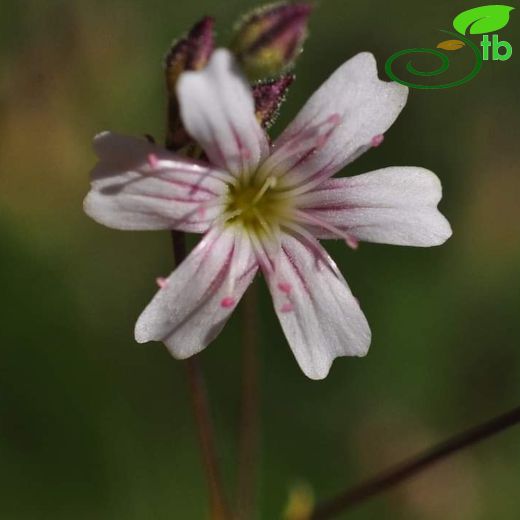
[453,5,514,35]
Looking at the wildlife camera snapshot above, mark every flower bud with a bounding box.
[231,2,312,80]
[253,74,294,129]
[164,16,214,94]
[164,17,214,151]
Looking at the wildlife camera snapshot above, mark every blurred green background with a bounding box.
[1,0,519,518]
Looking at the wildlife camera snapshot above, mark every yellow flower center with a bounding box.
[224,175,292,235]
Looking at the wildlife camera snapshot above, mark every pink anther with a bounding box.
[327,113,341,125]
[147,153,159,168]
[371,134,384,148]
[280,302,294,313]
[345,235,359,250]
[156,277,168,288]
[220,297,235,309]
[277,282,292,294]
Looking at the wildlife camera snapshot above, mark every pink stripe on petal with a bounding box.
[177,49,269,177]
[263,233,371,380]
[267,53,408,189]
[261,114,341,184]
[299,167,452,247]
[84,132,230,233]
[135,227,258,359]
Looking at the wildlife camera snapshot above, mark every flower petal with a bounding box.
[135,226,258,358]
[297,167,452,246]
[261,52,408,190]
[264,233,371,379]
[177,48,269,176]
[84,132,230,232]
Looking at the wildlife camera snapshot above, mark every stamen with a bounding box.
[222,208,244,222]
[280,302,294,313]
[249,233,279,274]
[282,221,342,277]
[251,176,277,205]
[255,115,340,184]
[220,297,235,308]
[225,233,245,298]
[345,235,359,250]
[294,210,359,251]
[156,276,168,288]
[190,198,228,226]
[327,113,341,125]
[268,158,337,200]
[252,207,272,236]
[278,282,292,294]
[371,134,384,147]
[147,153,159,169]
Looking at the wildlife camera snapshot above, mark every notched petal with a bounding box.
[85,132,230,232]
[135,227,258,358]
[298,166,453,247]
[264,233,371,379]
[177,49,269,176]
[269,52,409,189]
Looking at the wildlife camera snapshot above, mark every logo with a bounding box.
[385,5,514,89]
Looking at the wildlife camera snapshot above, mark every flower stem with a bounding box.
[171,230,231,520]
[236,282,260,520]
[309,404,520,519]
[186,357,231,520]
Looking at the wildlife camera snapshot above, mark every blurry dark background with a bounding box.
[1,0,519,518]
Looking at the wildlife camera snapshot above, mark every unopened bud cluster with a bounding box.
[164,2,312,151]
[232,2,312,80]
[164,17,214,151]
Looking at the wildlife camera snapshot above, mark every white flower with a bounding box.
[84,49,452,379]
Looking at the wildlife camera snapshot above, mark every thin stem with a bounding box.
[236,283,260,520]
[309,404,520,519]
[186,357,231,520]
[171,230,231,520]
